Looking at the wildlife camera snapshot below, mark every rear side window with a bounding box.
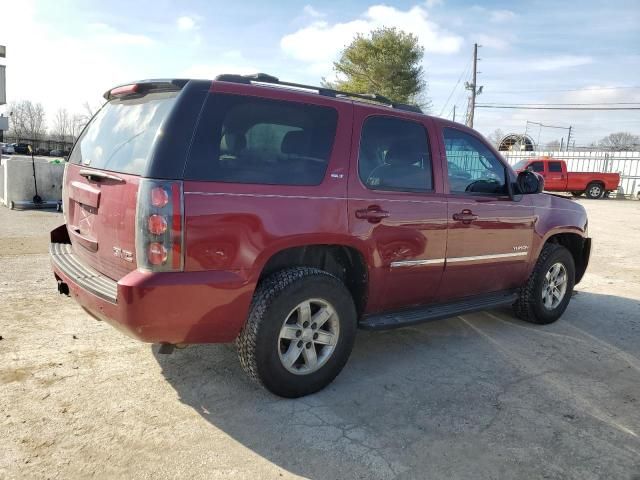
[185,94,338,185]
[69,91,178,175]
[358,116,432,192]
[549,161,562,172]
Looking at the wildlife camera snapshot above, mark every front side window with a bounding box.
[186,94,338,185]
[549,161,563,172]
[443,128,507,195]
[528,161,545,173]
[358,116,432,192]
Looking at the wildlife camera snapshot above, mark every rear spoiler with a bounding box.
[103,79,189,101]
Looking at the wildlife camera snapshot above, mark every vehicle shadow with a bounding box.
[152,290,640,479]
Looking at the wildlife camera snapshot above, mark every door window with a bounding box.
[358,116,433,192]
[528,161,545,173]
[548,161,563,172]
[443,128,507,195]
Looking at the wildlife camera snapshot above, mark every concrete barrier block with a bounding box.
[1,157,65,206]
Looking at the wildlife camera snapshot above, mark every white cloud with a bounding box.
[425,0,443,7]
[303,5,324,18]
[490,9,517,23]
[530,55,593,71]
[89,23,155,46]
[280,5,463,73]
[177,16,197,31]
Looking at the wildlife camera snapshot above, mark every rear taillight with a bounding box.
[135,179,184,272]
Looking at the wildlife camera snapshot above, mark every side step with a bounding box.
[359,290,518,330]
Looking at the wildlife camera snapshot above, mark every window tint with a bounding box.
[70,91,178,175]
[443,128,507,195]
[549,161,563,172]
[185,94,338,185]
[358,116,432,192]
[528,161,544,173]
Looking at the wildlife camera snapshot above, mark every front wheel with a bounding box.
[237,267,356,398]
[513,243,575,324]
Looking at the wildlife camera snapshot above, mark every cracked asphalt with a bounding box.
[1,199,639,479]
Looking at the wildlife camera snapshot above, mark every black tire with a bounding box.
[585,182,604,199]
[513,243,575,325]
[570,191,583,197]
[237,267,357,398]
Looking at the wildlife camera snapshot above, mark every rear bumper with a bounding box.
[50,226,255,344]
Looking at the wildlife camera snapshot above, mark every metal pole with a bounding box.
[468,43,478,128]
[566,126,572,152]
[453,105,456,122]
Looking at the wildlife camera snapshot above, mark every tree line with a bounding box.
[5,100,98,143]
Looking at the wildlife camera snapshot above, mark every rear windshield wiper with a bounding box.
[78,169,125,183]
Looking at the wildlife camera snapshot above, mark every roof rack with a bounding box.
[214,73,423,114]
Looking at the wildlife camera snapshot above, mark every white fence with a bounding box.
[501,151,640,198]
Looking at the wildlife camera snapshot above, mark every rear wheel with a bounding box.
[513,243,575,324]
[237,267,357,398]
[586,182,604,199]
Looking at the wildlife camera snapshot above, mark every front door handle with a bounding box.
[453,209,478,223]
[356,206,390,223]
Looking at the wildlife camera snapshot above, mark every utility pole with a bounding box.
[465,43,482,128]
[452,105,456,122]
[566,126,572,152]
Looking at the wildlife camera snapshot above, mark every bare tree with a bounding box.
[52,108,72,142]
[486,128,505,148]
[545,140,561,150]
[7,100,47,141]
[70,113,86,139]
[598,132,640,151]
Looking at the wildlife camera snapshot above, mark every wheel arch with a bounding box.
[538,230,590,284]
[254,242,369,317]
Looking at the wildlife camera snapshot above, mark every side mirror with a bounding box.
[517,170,544,194]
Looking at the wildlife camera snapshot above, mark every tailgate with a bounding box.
[64,165,140,280]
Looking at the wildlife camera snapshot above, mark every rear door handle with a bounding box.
[356,206,390,223]
[453,209,478,223]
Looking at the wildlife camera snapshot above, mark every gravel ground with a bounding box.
[1,199,639,480]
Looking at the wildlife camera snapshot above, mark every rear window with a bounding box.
[69,91,178,175]
[185,94,338,185]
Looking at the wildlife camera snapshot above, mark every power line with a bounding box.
[480,102,640,106]
[476,105,640,110]
[484,85,640,94]
[438,56,473,117]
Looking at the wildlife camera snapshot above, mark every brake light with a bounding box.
[135,179,184,272]
[148,214,167,235]
[110,84,139,97]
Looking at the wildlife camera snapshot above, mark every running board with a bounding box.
[359,290,518,330]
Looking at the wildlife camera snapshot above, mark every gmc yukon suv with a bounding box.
[50,74,591,397]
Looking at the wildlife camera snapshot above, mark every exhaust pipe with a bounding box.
[57,280,70,296]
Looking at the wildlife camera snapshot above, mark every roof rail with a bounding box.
[214,73,423,114]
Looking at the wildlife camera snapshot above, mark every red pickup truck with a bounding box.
[513,157,620,199]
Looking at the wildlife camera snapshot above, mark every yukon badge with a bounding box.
[113,246,134,262]
[513,245,529,252]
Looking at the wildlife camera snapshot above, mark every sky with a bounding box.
[1,0,639,145]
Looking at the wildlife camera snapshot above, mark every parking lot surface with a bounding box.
[1,199,639,479]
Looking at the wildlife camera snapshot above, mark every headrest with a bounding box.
[281,130,308,155]
[385,142,420,166]
[222,132,246,152]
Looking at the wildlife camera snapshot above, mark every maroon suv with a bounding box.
[50,74,591,397]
